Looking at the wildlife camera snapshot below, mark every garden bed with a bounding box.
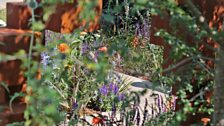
[57,72,174,126]
[40,29,173,125]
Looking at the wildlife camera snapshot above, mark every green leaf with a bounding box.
[31,21,45,31]
[9,93,25,112]
[0,82,10,93]
[102,13,115,24]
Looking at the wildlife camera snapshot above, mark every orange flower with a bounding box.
[201,118,210,126]
[92,117,103,125]
[57,43,70,53]
[98,46,108,53]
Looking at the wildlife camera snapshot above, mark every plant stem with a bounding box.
[28,9,35,82]
[46,80,66,100]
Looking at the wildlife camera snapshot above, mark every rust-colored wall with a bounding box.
[46,0,102,33]
[0,29,37,126]
[0,29,41,104]
[0,102,26,125]
[6,1,102,33]
[7,2,31,30]
[6,2,43,30]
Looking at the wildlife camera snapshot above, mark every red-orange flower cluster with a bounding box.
[201,118,210,126]
[57,43,70,53]
[92,117,104,125]
[98,46,108,53]
[132,35,139,48]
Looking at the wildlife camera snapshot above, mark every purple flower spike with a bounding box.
[72,102,78,110]
[118,93,125,101]
[111,104,116,118]
[99,85,108,96]
[109,83,114,90]
[142,19,150,38]
[135,23,141,36]
[81,43,89,54]
[109,83,119,95]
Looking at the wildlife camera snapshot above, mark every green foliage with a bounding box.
[78,0,98,22]
[123,43,163,75]
[9,93,25,112]
[149,0,217,125]
[6,122,25,126]
[145,111,175,126]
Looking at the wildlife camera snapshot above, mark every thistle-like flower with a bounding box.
[41,52,50,67]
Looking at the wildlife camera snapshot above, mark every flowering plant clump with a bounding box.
[35,1,164,124]
[41,29,167,125]
[98,73,127,111]
[40,30,132,124]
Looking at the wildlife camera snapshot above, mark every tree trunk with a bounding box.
[214,47,224,126]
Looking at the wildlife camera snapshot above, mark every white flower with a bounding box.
[199,16,205,23]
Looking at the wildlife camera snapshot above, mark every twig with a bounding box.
[45,80,66,100]
[189,89,206,102]
[162,57,192,73]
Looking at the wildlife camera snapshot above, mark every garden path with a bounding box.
[116,71,171,105]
